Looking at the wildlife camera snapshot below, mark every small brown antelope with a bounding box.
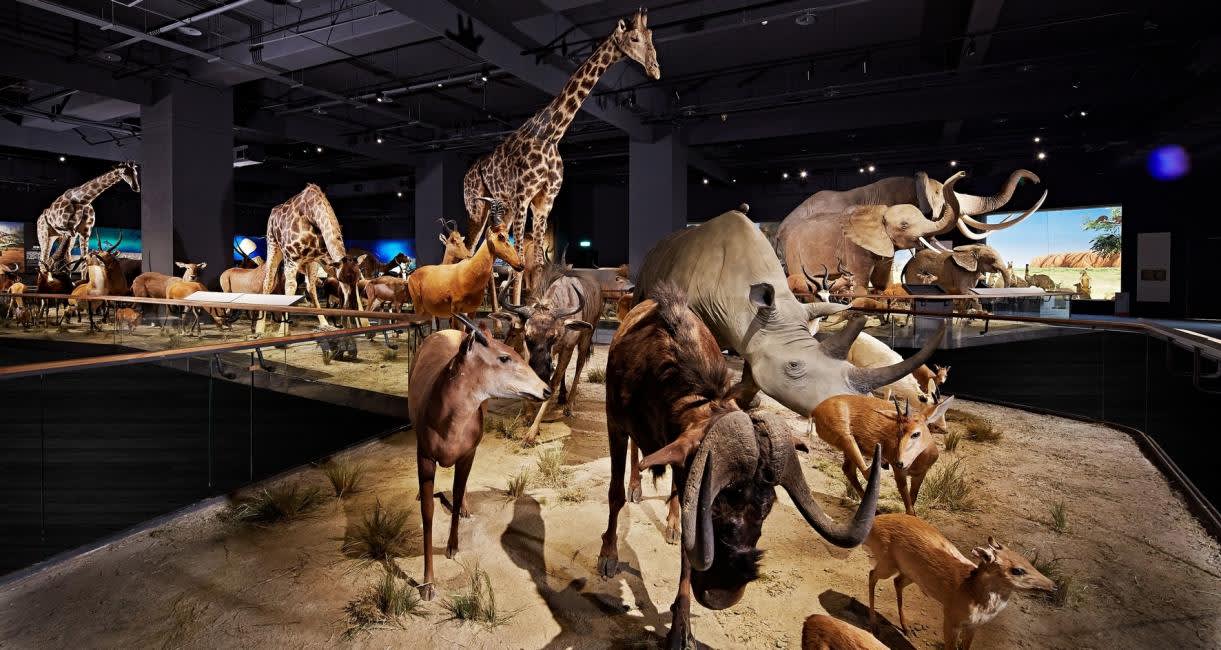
[438,218,473,264]
[408,314,549,601]
[802,614,886,650]
[865,514,1056,649]
[813,394,954,515]
[913,364,950,393]
[114,307,141,332]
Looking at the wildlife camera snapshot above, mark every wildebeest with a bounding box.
[598,283,882,648]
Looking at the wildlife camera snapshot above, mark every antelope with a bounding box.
[220,262,285,330]
[133,261,207,327]
[329,254,367,326]
[408,314,549,601]
[4,278,26,321]
[864,514,1056,649]
[438,218,473,265]
[913,364,950,395]
[802,614,886,650]
[812,393,954,515]
[114,306,141,332]
[35,257,75,325]
[406,198,524,327]
[166,280,221,334]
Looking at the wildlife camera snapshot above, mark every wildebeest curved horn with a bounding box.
[781,442,883,547]
[847,321,948,393]
[821,313,869,360]
[557,286,585,319]
[453,313,488,345]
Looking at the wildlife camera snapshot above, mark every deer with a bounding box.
[406,198,524,329]
[802,614,887,650]
[408,314,549,601]
[864,514,1056,649]
[812,392,954,515]
[133,261,207,327]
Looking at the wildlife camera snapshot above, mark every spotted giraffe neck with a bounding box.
[522,36,624,145]
[69,168,126,204]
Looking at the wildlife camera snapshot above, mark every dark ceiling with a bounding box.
[0,0,1218,214]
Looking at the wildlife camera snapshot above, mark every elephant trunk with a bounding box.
[918,172,964,236]
[953,169,1040,217]
[998,265,1012,288]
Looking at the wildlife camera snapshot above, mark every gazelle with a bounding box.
[812,393,954,515]
[864,514,1055,649]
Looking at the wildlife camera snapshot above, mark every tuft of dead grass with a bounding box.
[323,461,365,499]
[1049,501,1069,534]
[944,429,962,453]
[344,571,426,637]
[919,459,976,511]
[505,470,532,499]
[1028,550,1086,608]
[442,564,516,627]
[534,448,571,488]
[586,368,607,383]
[558,484,587,503]
[949,409,1004,443]
[222,483,326,525]
[486,411,526,441]
[341,500,417,568]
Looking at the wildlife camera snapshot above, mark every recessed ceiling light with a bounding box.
[480,74,489,83]
[376,136,384,144]
[397,191,403,198]
[436,82,444,88]
[316,146,323,153]
[760,19,769,26]
[949,160,958,167]
[1080,110,1088,117]
[58,155,66,162]
[1037,151,1047,160]
[859,167,865,173]
[96,51,121,62]
[799,170,808,179]
[782,172,789,179]
[731,178,737,183]
[867,164,876,172]
[702,177,709,185]
[1033,136,1041,143]
[177,25,203,37]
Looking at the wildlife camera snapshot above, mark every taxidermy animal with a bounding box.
[1074,269,1092,298]
[902,244,1011,295]
[494,268,600,444]
[437,218,473,265]
[408,315,549,601]
[813,393,953,515]
[463,9,659,302]
[599,283,882,648]
[131,262,206,299]
[777,169,1046,293]
[407,198,524,321]
[842,330,938,419]
[864,514,1056,649]
[363,275,411,313]
[802,614,887,650]
[36,161,140,276]
[912,364,950,396]
[114,307,141,332]
[1024,265,1057,291]
[633,206,946,419]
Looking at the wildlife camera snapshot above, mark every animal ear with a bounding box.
[950,250,978,272]
[790,434,810,453]
[439,234,447,244]
[639,427,703,469]
[197,262,207,270]
[844,206,895,258]
[175,262,187,268]
[972,547,997,564]
[748,282,775,310]
[616,18,627,32]
[926,395,954,422]
[988,536,1004,551]
[564,319,594,332]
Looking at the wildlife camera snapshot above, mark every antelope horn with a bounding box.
[905,398,910,417]
[106,230,123,254]
[894,398,902,420]
[820,264,830,290]
[446,218,459,233]
[453,313,488,345]
[437,217,452,234]
[801,264,821,292]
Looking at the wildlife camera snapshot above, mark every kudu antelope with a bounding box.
[812,392,954,515]
[406,198,524,327]
[598,284,882,648]
[408,314,549,601]
[865,514,1055,649]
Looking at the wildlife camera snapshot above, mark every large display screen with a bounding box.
[0,221,23,271]
[70,227,142,260]
[893,205,1122,299]
[234,236,417,273]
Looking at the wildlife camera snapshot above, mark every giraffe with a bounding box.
[36,161,140,277]
[463,9,659,302]
[254,184,348,337]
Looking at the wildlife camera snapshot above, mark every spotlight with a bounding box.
[859,167,865,173]
[867,164,876,172]
[436,82,444,88]
[950,160,958,167]
[58,155,66,162]
[760,19,769,26]
[316,146,323,153]
[376,136,384,144]
[1080,110,1088,117]
[1033,136,1042,143]
[1037,151,1047,160]
[376,93,393,104]
[397,191,403,198]
[731,178,737,184]
[481,74,489,83]
[702,178,709,185]
[799,170,808,179]
[782,172,789,180]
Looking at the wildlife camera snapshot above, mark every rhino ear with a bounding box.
[951,250,979,272]
[843,206,895,258]
[748,283,775,310]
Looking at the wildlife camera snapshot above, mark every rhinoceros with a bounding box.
[634,207,945,416]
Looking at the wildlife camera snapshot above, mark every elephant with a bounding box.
[776,169,1047,294]
[902,244,1010,312]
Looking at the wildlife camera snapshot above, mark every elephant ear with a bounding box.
[914,172,942,215]
[843,206,894,258]
[950,248,979,272]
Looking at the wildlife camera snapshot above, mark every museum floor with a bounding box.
[1,343,1218,649]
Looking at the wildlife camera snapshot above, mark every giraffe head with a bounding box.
[613,9,660,80]
[117,161,141,193]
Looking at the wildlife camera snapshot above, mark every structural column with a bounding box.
[140,80,234,286]
[414,152,465,266]
[628,132,687,272]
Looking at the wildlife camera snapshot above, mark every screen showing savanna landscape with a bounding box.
[0,221,22,271]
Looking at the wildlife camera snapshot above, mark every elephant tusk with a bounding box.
[959,189,1047,231]
[919,236,954,253]
[956,220,991,241]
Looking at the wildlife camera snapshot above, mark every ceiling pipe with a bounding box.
[275,69,511,117]
[99,0,257,53]
[0,102,139,136]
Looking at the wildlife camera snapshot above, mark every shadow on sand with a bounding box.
[818,589,918,650]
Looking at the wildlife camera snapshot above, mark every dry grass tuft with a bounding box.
[949,409,1004,443]
[324,461,365,499]
[586,368,607,383]
[944,429,962,453]
[1049,501,1069,534]
[381,347,398,361]
[443,565,515,627]
[222,483,326,525]
[558,484,587,503]
[535,448,571,488]
[344,571,426,636]
[506,470,532,499]
[341,500,417,567]
[919,459,976,511]
[486,411,526,441]
[1028,550,1085,608]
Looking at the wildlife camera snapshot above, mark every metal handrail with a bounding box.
[1,291,427,322]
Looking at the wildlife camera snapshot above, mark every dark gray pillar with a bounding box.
[140,81,234,286]
[414,152,464,266]
[629,132,687,273]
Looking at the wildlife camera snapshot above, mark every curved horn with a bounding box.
[437,217,452,234]
[959,189,1048,232]
[820,264,830,291]
[801,264,821,292]
[953,169,1041,217]
[680,412,759,571]
[923,171,965,236]
[782,442,883,547]
[821,313,869,360]
[105,230,123,254]
[847,321,948,393]
[446,218,459,233]
[558,286,585,319]
[452,313,488,345]
[476,196,505,226]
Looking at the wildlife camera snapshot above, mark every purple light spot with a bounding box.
[1147,145,1190,181]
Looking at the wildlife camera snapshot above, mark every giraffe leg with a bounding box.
[304,262,331,330]
[280,259,301,337]
[254,240,283,336]
[511,198,530,303]
[530,189,557,282]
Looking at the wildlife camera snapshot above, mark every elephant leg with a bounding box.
[870,257,893,292]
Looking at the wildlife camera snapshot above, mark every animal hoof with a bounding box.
[460,505,472,518]
[664,524,680,545]
[563,406,573,418]
[419,584,435,601]
[627,485,642,503]
[597,554,619,578]
[446,544,458,559]
[666,624,695,650]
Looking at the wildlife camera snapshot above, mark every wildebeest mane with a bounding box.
[649,282,731,404]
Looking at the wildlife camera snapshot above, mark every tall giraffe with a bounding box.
[463,9,659,301]
[36,161,140,275]
[254,184,349,337]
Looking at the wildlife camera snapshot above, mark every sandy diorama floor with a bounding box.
[1,344,1219,649]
